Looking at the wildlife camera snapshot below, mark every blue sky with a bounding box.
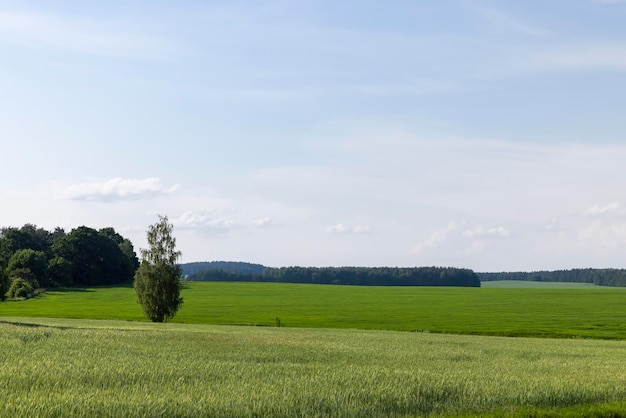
[2,0,626,271]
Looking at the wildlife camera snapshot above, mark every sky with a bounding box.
[2,0,626,272]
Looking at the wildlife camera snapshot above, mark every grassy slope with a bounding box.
[2,282,626,339]
[2,318,626,417]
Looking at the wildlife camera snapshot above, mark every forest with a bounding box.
[0,223,139,299]
[478,268,626,287]
[186,265,481,287]
[181,261,265,276]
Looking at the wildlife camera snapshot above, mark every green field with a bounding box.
[2,317,626,417]
[480,280,601,289]
[3,282,626,416]
[2,281,626,339]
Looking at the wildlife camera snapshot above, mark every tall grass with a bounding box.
[1,318,626,417]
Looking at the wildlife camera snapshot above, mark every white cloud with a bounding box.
[585,203,621,215]
[253,216,274,227]
[59,177,179,201]
[352,224,372,234]
[325,223,371,234]
[536,202,626,267]
[172,211,278,234]
[326,223,349,233]
[545,219,560,231]
[463,226,512,238]
[172,210,238,231]
[414,222,461,252]
[578,219,626,250]
[415,222,512,258]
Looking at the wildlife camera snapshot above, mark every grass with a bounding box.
[2,318,626,417]
[2,281,626,339]
[3,283,626,416]
[480,280,601,289]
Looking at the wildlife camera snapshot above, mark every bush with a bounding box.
[7,249,49,287]
[7,278,34,299]
[8,267,35,284]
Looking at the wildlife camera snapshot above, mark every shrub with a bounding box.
[7,278,34,299]
[7,249,49,287]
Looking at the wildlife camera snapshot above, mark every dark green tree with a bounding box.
[134,215,183,322]
[100,227,140,274]
[52,226,136,286]
[0,268,9,301]
[0,227,35,267]
[97,228,139,283]
[118,238,140,271]
[47,256,74,287]
[19,224,51,253]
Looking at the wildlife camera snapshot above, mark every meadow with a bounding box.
[480,280,601,289]
[2,281,626,339]
[2,317,626,417]
[3,282,626,416]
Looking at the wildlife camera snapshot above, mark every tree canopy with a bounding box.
[0,224,139,300]
[52,226,138,286]
[185,265,481,287]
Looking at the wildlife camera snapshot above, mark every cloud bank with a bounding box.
[171,210,275,234]
[60,177,179,202]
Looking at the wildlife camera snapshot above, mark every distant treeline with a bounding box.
[181,261,265,277]
[478,268,626,287]
[185,266,481,287]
